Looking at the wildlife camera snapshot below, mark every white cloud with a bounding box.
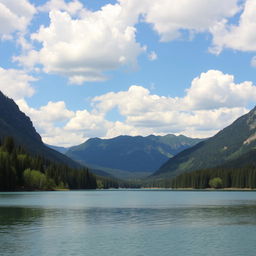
[0,0,36,37]
[210,0,256,54]
[93,85,177,115]
[0,67,36,100]
[92,70,256,139]
[184,70,256,109]
[119,0,240,41]
[15,69,256,146]
[15,0,252,84]
[18,4,145,84]
[94,70,256,114]
[17,99,81,147]
[148,51,157,61]
[105,121,146,138]
[17,99,112,146]
[65,109,111,137]
[17,100,74,127]
[38,0,83,15]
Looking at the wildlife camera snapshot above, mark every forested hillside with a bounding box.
[0,137,97,191]
[0,91,80,168]
[155,106,256,178]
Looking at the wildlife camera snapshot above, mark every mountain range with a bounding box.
[1,88,256,186]
[155,106,256,177]
[64,135,203,178]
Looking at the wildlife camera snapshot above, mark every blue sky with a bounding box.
[1,0,256,146]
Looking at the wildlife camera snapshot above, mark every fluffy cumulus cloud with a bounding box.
[16,98,112,146]
[16,99,80,146]
[0,67,36,100]
[134,0,240,42]
[38,0,83,15]
[90,70,255,139]
[17,3,145,84]
[16,69,256,146]
[7,0,256,146]
[210,0,256,54]
[17,100,74,126]
[94,70,256,113]
[15,0,244,84]
[184,70,256,109]
[0,0,36,37]
[65,110,111,137]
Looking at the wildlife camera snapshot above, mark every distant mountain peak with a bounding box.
[65,134,204,178]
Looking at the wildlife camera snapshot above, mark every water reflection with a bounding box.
[0,207,44,227]
[1,191,256,256]
[1,204,256,230]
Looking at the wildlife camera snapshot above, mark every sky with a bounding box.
[0,0,256,147]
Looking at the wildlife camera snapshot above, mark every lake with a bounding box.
[0,190,256,256]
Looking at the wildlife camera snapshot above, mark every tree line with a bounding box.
[169,165,256,189]
[0,136,97,191]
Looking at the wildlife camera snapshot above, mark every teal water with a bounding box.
[0,190,256,256]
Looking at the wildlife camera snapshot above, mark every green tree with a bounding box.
[3,136,15,153]
[209,177,223,189]
[23,169,54,190]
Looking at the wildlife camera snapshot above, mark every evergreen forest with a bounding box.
[0,136,97,191]
[169,166,256,189]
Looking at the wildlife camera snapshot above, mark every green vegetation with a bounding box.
[23,169,55,190]
[0,136,97,191]
[209,177,223,189]
[95,175,140,189]
[170,166,256,189]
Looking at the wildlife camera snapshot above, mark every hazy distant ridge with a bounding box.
[65,134,203,175]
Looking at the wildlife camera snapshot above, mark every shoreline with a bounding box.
[142,187,256,191]
[1,187,256,192]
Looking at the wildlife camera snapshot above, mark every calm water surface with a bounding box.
[0,190,256,256]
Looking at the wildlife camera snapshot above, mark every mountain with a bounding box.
[0,91,80,168]
[155,106,256,177]
[65,134,203,176]
[47,144,69,154]
[220,148,256,169]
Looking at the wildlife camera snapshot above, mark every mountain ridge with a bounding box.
[65,134,204,176]
[0,91,81,168]
[154,106,256,177]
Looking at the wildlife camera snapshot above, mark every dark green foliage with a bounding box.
[66,134,203,175]
[0,137,97,191]
[155,106,256,177]
[170,166,256,189]
[3,137,15,153]
[96,175,141,189]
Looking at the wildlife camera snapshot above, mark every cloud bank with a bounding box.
[16,0,256,84]
[15,70,255,146]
